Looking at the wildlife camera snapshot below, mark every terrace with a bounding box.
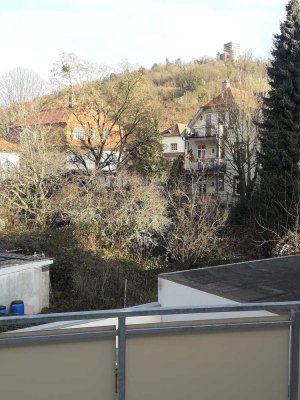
[186,157,227,173]
[0,301,299,400]
[187,125,218,139]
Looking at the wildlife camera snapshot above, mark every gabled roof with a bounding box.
[159,255,300,303]
[161,123,186,137]
[201,87,257,110]
[0,138,21,153]
[12,108,72,127]
[185,86,258,130]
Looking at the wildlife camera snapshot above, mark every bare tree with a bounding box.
[0,68,48,137]
[0,127,67,229]
[219,86,260,206]
[0,68,48,106]
[166,176,228,266]
[51,55,159,173]
[51,52,107,88]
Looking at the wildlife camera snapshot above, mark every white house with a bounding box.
[0,138,21,179]
[161,123,186,161]
[184,80,258,203]
[0,251,53,314]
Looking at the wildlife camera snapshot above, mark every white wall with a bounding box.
[0,152,19,166]
[67,151,121,172]
[0,152,19,178]
[162,136,185,154]
[0,260,52,314]
[158,278,275,322]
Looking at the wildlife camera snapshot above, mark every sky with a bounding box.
[0,0,286,79]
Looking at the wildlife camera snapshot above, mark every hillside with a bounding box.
[0,56,269,137]
[140,57,269,127]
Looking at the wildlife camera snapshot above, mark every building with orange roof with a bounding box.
[161,123,186,161]
[8,106,123,172]
[183,80,259,203]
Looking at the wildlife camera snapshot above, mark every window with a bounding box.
[205,113,212,125]
[205,113,212,136]
[197,144,206,160]
[72,128,79,140]
[93,128,97,141]
[78,128,85,140]
[218,176,224,192]
[233,176,240,196]
[171,143,177,151]
[218,111,226,124]
[102,128,109,141]
[73,127,85,140]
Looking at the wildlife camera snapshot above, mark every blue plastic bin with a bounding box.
[0,305,6,314]
[10,300,24,315]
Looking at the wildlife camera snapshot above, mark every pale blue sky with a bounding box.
[0,0,286,79]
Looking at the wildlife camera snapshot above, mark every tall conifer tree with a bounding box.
[258,0,300,229]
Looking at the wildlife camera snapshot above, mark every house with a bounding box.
[161,123,186,161]
[184,80,258,203]
[0,251,53,314]
[8,107,122,172]
[0,138,21,179]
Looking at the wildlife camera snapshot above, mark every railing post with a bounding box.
[289,310,300,400]
[118,316,126,400]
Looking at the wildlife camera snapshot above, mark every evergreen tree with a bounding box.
[258,0,300,229]
[128,122,168,181]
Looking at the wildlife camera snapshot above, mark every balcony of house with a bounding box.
[186,157,227,174]
[187,125,219,139]
[0,301,300,400]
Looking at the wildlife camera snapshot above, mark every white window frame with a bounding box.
[78,128,85,140]
[93,128,97,141]
[205,113,212,125]
[233,175,240,196]
[72,127,79,140]
[170,143,177,151]
[197,144,206,160]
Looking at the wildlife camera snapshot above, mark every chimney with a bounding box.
[222,80,230,90]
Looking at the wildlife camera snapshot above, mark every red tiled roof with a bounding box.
[10,107,123,151]
[12,108,71,127]
[201,87,257,110]
[161,123,186,137]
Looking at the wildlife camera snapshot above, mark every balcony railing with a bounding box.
[0,301,300,400]
[189,125,218,138]
[186,158,226,173]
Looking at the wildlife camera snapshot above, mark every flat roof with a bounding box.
[0,251,52,270]
[159,255,300,303]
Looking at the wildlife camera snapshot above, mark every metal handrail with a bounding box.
[1,301,300,400]
[1,301,300,326]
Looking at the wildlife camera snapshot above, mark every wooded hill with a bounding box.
[0,55,269,137]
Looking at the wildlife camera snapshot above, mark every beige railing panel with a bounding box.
[126,323,290,400]
[0,333,115,400]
